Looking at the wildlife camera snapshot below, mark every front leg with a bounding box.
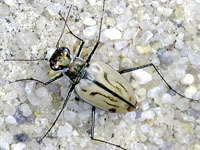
[8,73,63,85]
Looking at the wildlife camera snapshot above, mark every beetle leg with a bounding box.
[90,106,126,150]
[8,73,63,85]
[119,63,194,101]
[86,0,105,63]
[37,83,76,143]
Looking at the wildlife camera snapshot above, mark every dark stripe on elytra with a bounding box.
[116,81,128,93]
[104,72,128,94]
[104,101,119,108]
[81,89,87,92]
[90,92,118,102]
[84,73,136,108]
[104,72,122,94]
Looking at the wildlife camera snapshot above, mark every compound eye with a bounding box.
[49,47,71,71]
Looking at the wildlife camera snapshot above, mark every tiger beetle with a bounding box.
[5,0,196,149]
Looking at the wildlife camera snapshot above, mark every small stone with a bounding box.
[136,44,152,55]
[132,69,152,84]
[0,117,4,126]
[36,16,47,31]
[5,116,16,124]
[14,134,28,142]
[20,103,32,116]
[114,1,126,14]
[135,88,146,97]
[175,98,189,111]
[184,85,197,98]
[140,124,150,133]
[114,41,128,51]
[57,123,73,137]
[124,111,136,123]
[138,31,153,44]
[141,110,155,120]
[103,28,122,40]
[191,102,200,111]
[88,0,96,5]
[43,144,53,150]
[14,109,26,124]
[16,32,38,50]
[148,86,162,98]
[4,0,15,6]
[46,3,62,16]
[181,74,195,85]
[162,93,173,103]
[78,110,91,121]
[35,87,48,98]
[83,17,96,26]
[0,4,10,16]
[157,7,173,17]
[11,143,26,150]
[4,91,18,100]
[4,132,13,144]
[4,105,16,116]
[83,26,98,39]
[63,110,77,122]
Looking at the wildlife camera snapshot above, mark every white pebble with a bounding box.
[36,87,48,98]
[83,26,98,39]
[5,116,16,124]
[63,110,77,122]
[46,3,62,16]
[4,132,13,144]
[43,144,53,150]
[114,41,128,51]
[138,31,153,44]
[184,85,197,98]
[57,123,73,137]
[0,4,10,16]
[136,44,152,55]
[11,143,26,150]
[148,86,162,98]
[4,91,18,100]
[140,124,150,133]
[78,110,91,120]
[132,69,152,84]
[191,102,200,111]
[157,7,173,17]
[4,0,15,6]
[20,103,32,116]
[175,98,189,111]
[103,28,122,40]
[4,105,16,116]
[181,74,195,85]
[162,93,173,103]
[36,16,47,31]
[0,117,4,126]
[141,110,155,120]
[27,94,41,106]
[46,48,55,60]
[135,88,146,97]
[83,17,96,26]
[114,1,126,14]
[124,111,136,123]
[88,0,96,5]
[16,32,38,49]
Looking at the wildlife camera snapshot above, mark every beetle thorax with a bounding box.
[63,58,86,82]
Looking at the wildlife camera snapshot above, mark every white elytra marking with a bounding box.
[75,61,137,113]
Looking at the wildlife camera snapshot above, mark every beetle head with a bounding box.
[49,47,72,71]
